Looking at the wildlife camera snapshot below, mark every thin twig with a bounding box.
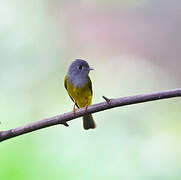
[102,96,111,105]
[0,88,181,142]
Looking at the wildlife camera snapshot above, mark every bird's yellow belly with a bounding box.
[67,83,92,108]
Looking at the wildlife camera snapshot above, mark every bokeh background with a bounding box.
[0,0,181,179]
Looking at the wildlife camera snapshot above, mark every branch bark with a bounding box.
[0,88,181,142]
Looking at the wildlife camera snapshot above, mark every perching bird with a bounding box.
[64,59,96,130]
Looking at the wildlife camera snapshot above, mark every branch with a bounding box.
[0,88,181,142]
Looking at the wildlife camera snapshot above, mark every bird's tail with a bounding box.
[83,114,96,130]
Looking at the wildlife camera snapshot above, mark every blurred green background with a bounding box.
[0,0,181,179]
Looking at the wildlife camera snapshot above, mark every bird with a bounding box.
[64,59,96,130]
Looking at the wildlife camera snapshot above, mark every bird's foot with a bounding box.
[73,103,77,115]
[84,103,88,112]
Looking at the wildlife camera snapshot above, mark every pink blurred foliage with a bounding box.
[54,0,181,76]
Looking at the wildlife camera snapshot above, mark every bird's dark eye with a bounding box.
[78,65,82,70]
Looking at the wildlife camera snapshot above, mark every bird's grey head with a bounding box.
[68,59,93,77]
[68,59,93,87]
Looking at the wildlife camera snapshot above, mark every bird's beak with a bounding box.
[89,67,94,71]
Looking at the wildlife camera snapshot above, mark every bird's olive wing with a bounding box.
[88,76,93,95]
[64,74,79,108]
